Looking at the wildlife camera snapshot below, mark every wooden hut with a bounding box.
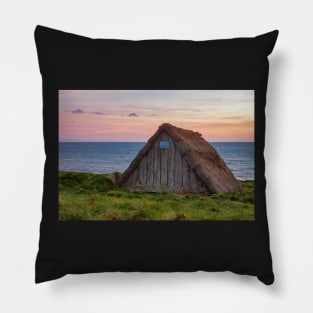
[117,123,242,195]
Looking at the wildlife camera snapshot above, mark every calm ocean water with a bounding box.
[59,142,254,180]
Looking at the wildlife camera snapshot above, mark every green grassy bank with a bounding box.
[59,171,254,221]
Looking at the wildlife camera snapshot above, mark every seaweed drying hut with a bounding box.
[117,123,242,195]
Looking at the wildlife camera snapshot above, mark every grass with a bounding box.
[58,171,255,221]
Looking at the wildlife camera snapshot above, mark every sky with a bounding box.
[59,90,254,142]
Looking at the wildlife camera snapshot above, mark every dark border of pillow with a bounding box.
[34,25,278,285]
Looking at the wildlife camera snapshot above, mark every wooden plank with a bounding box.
[174,147,183,187]
[146,149,154,186]
[153,138,160,186]
[139,155,146,185]
[168,136,175,186]
[182,156,190,188]
[190,169,199,191]
[160,132,168,185]
[127,171,134,185]
[133,168,138,185]
[160,156,167,185]
[196,176,204,189]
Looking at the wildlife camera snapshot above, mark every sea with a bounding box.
[59,142,254,180]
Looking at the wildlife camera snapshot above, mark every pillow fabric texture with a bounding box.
[34,25,278,285]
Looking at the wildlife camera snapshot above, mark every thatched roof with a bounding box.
[117,123,242,194]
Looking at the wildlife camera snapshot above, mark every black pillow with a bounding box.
[35,25,278,284]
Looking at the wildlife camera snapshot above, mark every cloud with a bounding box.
[72,109,84,114]
[128,112,138,117]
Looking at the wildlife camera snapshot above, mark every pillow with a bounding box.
[34,25,278,285]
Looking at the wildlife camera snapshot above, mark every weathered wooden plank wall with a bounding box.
[160,132,168,186]
[139,155,146,185]
[168,136,175,186]
[182,156,190,187]
[153,138,160,186]
[123,131,208,193]
[174,143,183,187]
[146,148,153,186]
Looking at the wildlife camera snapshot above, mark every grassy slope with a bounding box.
[59,171,254,221]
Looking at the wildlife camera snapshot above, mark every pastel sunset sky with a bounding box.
[59,90,254,142]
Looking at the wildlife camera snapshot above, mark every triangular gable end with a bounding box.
[117,123,242,194]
